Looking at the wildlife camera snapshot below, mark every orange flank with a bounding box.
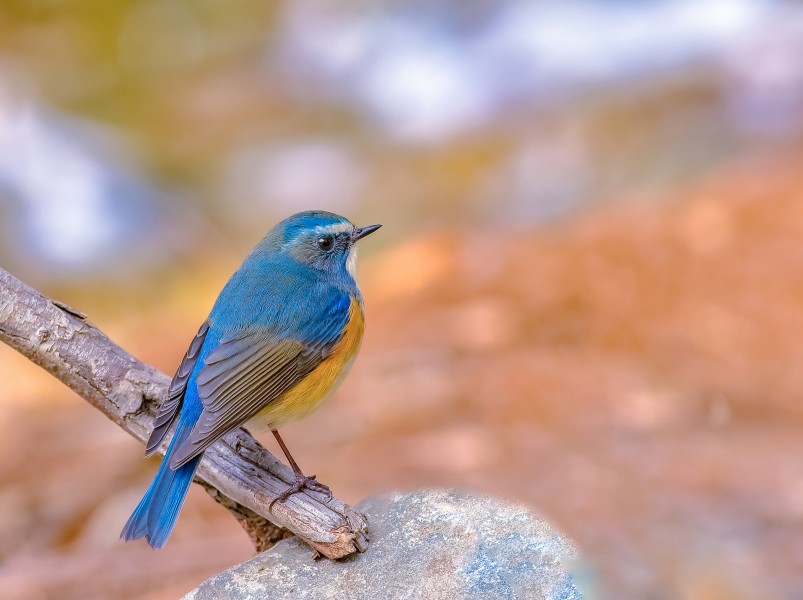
[251,297,365,429]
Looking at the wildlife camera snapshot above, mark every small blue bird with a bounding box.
[122,211,380,548]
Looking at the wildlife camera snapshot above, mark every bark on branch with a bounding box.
[0,267,369,558]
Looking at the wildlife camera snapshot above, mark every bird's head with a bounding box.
[268,211,381,277]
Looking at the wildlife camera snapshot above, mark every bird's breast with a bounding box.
[252,296,365,429]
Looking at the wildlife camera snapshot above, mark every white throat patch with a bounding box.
[346,245,358,278]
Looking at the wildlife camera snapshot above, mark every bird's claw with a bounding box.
[269,474,332,510]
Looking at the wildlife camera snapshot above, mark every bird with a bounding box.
[121,210,381,549]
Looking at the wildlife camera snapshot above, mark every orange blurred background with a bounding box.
[1,2,802,599]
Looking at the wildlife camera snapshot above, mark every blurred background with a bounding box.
[1,1,802,598]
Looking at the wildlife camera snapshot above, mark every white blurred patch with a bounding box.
[479,0,770,83]
[0,75,164,274]
[0,92,118,264]
[357,41,490,141]
[224,140,365,220]
[720,13,803,135]
[274,0,781,142]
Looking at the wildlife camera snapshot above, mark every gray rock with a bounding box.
[184,489,582,600]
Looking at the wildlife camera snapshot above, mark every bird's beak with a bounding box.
[353,224,382,241]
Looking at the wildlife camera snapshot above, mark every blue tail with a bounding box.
[121,414,201,548]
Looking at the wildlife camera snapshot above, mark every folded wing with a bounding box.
[168,294,351,469]
[146,321,210,456]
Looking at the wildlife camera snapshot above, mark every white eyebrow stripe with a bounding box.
[315,222,353,236]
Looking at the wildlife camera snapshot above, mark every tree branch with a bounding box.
[0,267,369,558]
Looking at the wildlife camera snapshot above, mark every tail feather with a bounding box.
[121,456,200,548]
[121,417,201,548]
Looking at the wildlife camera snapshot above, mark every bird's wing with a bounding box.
[145,321,210,456]
[168,293,352,469]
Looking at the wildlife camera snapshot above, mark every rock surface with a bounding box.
[184,489,581,600]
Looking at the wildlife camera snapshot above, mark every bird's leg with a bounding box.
[269,430,332,509]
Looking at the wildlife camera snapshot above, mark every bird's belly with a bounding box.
[250,298,364,430]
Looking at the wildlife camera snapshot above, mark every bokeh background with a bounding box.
[1,1,802,598]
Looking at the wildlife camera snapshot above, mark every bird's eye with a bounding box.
[317,236,334,251]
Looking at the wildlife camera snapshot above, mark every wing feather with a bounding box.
[168,293,352,469]
[145,321,210,456]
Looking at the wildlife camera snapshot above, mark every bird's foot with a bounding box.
[270,474,332,510]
